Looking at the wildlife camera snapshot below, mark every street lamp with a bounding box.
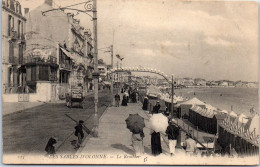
[42,0,100,137]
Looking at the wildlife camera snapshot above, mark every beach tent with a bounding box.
[176,97,206,118]
[233,114,248,131]
[219,109,229,114]
[205,104,217,111]
[244,114,259,139]
[229,111,238,117]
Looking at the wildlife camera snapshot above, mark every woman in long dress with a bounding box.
[132,129,145,156]
[121,94,128,106]
[142,97,149,110]
[151,130,162,156]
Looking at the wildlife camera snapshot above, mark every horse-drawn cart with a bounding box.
[66,86,84,108]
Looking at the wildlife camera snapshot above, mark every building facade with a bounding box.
[2,0,26,94]
[2,0,94,102]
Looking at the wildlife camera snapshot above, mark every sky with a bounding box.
[19,0,258,82]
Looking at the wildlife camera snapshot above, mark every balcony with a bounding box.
[24,56,57,65]
[49,73,58,81]
[60,61,72,70]
[10,30,18,41]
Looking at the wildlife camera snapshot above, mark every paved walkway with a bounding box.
[76,102,187,165]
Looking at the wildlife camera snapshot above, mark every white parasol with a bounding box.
[149,113,168,133]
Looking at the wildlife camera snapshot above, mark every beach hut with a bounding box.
[213,113,227,135]
[188,105,196,125]
[176,97,206,118]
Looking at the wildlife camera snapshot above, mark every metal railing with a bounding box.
[23,56,57,64]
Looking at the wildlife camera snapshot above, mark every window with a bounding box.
[9,41,14,63]
[18,20,21,38]
[19,44,23,64]
[31,66,36,81]
[8,15,12,36]
[8,67,13,86]
[39,66,49,81]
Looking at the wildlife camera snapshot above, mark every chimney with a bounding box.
[24,8,29,14]
[45,0,52,6]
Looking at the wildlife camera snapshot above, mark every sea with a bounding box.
[174,87,259,117]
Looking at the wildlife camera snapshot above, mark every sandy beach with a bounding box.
[174,87,258,117]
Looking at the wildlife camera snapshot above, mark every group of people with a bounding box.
[114,88,140,107]
[142,98,162,114]
[150,119,181,156]
[131,119,198,157]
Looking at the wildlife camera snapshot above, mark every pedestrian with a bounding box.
[153,101,161,114]
[151,130,162,156]
[132,128,145,157]
[142,96,149,110]
[183,133,197,156]
[165,119,179,156]
[74,120,84,149]
[121,93,128,106]
[45,137,57,155]
[132,92,136,103]
[115,93,120,107]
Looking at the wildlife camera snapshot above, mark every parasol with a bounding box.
[149,113,168,133]
[125,114,145,133]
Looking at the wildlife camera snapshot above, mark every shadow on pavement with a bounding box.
[111,143,134,155]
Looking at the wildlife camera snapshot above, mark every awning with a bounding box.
[60,47,72,58]
[60,47,88,67]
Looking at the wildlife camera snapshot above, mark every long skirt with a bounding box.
[132,134,144,156]
[142,102,148,110]
[151,132,162,156]
[122,99,128,106]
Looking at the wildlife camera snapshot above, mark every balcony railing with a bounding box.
[60,61,72,70]
[49,74,58,81]
[24,56,57,64]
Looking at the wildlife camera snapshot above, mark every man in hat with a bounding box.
[74,120,84,149]
[152,101,161,114]
[115,93,120,107]
[165,119,179,156]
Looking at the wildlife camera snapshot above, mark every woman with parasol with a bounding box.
[131,127,145,156]
[149,113,168,156]
[125,114,145,156]
[151,130,162,156]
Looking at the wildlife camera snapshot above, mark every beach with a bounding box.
[174,87,259,117]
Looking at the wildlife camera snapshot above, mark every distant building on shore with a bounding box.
[194,78,206,87]
[183,77,194,87]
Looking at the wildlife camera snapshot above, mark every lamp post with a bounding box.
[42,0,99,137]
[92,0,99,137]
[171,75,174,119]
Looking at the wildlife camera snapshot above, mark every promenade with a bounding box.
[76,102,186,165]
